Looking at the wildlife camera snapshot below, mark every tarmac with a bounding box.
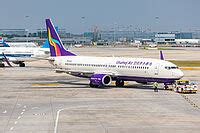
[0,47,200,133]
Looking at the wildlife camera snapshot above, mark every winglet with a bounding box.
[160,51,164,60]
[45,19,76,57]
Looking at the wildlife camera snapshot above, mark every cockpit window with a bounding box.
[165,66,179,70]
[171,66,179,69]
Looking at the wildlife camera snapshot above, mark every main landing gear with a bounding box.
[89,82,99,88]
[0,63,5,67]
[115,79,124,87]
[19,62,25,67]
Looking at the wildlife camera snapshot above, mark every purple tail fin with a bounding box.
[160,51,164,60]
[45,19,76,57]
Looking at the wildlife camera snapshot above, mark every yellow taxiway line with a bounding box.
[32,83,59,87]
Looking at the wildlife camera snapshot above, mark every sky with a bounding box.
[0,0,200,33]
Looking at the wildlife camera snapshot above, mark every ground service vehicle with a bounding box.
[175,80,197,93]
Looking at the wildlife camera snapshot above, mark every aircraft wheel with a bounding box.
[89,82,96,88]
[164,84,168,90]
[116,79,124,87]
[19,62,25,67]
[0,63,5,67]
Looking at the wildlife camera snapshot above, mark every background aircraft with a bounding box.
[0,39,49,67]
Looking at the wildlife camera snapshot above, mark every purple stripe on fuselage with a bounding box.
[70,73,179,84]
[117,76,179,83]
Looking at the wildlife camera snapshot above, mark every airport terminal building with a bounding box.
[155,33,176,44]
[1,28,200,46]
[155,32,195,44]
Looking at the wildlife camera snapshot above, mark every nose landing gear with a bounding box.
[0,63,5,67]
[19,62,25,67]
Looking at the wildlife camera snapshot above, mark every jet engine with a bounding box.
[90,74,112,87]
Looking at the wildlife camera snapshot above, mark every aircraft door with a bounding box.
[154,64,159,76]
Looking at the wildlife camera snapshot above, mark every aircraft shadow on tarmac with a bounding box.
[33,84,160,90]
[32,80,161,90]
[56,80,159,90]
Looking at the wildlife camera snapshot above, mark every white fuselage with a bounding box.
[0,47,49,62]
[51,56,184,81]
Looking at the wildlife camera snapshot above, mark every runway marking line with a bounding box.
[32,107,39,109]
[17,116,21,119]
[14,121,18,124]
[181,94,199,109]
[10,127,14,131]
[54,106,88,133]
[2,110,7,114]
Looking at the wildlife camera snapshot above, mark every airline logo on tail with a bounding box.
[47,28,61,56]
[46,19,76,57]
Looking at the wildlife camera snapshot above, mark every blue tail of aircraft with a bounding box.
[0,37,10,47]
[41,40,50,48]
[45,19,76,57]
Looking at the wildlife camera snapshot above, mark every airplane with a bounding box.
[0,37,39,48]
[45,18,184,88]
[0,39,50,67]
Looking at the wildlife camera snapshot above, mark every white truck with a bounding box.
[174,80,198,93]
[165,80,198,93]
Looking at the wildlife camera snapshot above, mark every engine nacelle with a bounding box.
[90,74,112,87]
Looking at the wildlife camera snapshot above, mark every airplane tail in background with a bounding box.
[41,40,50,48]
[0,37,10,47]
[45,19,76,57]
[0,37,4,43]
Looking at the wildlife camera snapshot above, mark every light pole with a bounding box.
[81,16,85,37]
[155,16,159,33]
[113,22,118,43]
[25,15,30,42]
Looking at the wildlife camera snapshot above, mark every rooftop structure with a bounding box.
[37,27,68,38]
[155,33,176,44]
[99,31,155,42]
[0,29,28,36]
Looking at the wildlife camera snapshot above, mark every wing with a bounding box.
[55,68,119,78]
[55,69,94,78]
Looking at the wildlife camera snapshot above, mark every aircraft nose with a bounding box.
[177,70,184,78]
